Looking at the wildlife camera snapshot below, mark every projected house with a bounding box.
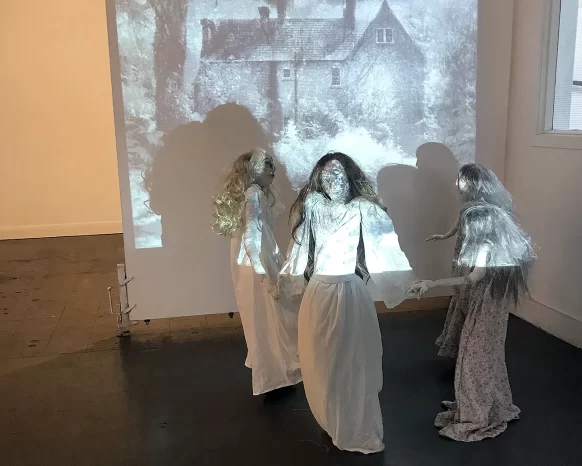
[193,0,426,141]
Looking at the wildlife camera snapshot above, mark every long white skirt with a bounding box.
[233,266,302,395]
[299,274,384,454]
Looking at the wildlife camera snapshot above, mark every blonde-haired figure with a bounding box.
[212,148,301,395]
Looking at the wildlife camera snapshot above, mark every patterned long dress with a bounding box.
[435,275,520,441]
[435,212,471,358]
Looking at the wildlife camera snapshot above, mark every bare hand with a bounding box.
[263,278,280,300]
[425,234,445,242]
[407,280,434,298]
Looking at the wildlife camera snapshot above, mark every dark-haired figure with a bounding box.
[279,152,416,454]
[426,163,514,358]
[409,202,535,441]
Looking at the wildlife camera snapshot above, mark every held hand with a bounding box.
[407,280,434,298]
[425,234,445,242]
[263,277,280,300]
[275,276,284,298]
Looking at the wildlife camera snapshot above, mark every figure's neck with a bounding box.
[324,193,350,205]
[253,182,268,193]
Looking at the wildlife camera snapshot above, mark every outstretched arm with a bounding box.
[426,216,460,242]
[408,247,488,297]
[359,200,418,308]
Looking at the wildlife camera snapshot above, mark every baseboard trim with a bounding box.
[0,221,123,240]
[131,297,582,350]
[376,296,451,314]
[134,297,452,331]
[512,298,582,349]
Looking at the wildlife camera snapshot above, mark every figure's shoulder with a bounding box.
[305,191,326,209]
[244,184,264,202]
[354,197,395,229]
[353,197,386,213]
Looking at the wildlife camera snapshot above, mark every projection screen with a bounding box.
[107,0,513,319]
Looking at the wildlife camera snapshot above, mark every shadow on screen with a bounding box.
[272,154,296,251]
[141,103,296,315]
[377,142,460,281]
[144,103,269,248]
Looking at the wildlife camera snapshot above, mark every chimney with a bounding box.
[344,0,356,31]
[277,0,287,21]
[258,6,270,20]
[258,6,272,40]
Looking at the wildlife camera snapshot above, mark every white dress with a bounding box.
[230,184,302,395]
[280,193,416,454]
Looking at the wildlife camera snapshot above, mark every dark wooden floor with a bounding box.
[0,235,580,466]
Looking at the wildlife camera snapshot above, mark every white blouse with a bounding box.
[280,192,417,308]
[232,184,284,281]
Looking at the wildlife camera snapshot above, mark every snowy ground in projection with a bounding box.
[114,0,477,249]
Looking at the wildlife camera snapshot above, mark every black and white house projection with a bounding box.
[113,0,478,249]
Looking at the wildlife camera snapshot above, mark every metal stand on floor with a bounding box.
[107,263,134,337]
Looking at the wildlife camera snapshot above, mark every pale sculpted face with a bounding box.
[252,151,276,188]
[321,159,350,202]
[456,175,468,200]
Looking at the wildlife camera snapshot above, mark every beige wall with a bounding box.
[505,0,582,348]
[0,1,121,239]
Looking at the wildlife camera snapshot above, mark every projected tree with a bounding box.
[148,0,188,133]
[399,0,477,164]
[440,15,477,164]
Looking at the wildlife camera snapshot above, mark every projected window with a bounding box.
[376,28,394,44]
[331,67,341,87]
[543,0,582,131]
[113,0,478,249]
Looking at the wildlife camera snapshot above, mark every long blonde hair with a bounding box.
[212,149,272,237]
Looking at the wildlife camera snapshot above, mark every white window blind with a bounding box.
[553,0,582,130]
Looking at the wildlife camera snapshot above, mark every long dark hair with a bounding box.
[290,152,386,283]
[458,163,513,212]
[457,202,536,306]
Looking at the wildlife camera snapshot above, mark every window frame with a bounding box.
[536,0,582,149]
[376,28,394,44]
[331,67,341,87]
[282,68,292,80]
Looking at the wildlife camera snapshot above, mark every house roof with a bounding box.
[201,18,373,62]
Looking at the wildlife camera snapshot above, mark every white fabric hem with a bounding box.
[252,375,303,396]
[331,439,385,455]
